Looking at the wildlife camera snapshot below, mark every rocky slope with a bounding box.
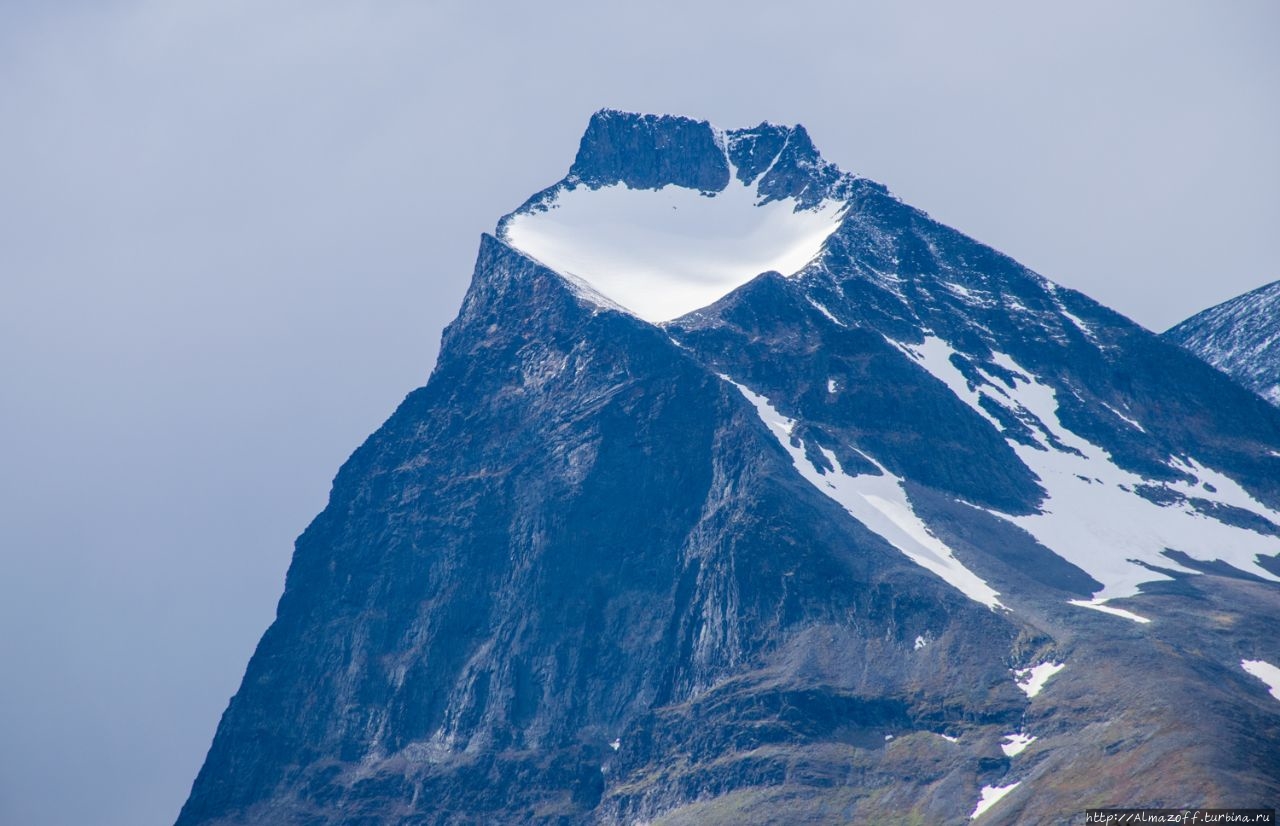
[1165,279,1280,406]
[177,111,1280,826]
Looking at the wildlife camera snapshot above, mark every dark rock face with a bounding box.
[724,123,790,184]
[571,110,730,193]
[178,236,1024,826]
[567,110,853,207]
[178,112,1280,825]
[733,124,851,208]
[1165,279,1280,407]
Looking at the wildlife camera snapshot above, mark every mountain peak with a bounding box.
[1165,278,1280,405]
[502,110,856,323]
[570,110,730,192]
[180,109,1280,826]
[567,110,839,195]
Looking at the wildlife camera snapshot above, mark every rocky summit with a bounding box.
[1165,279,1280,407]
[177,111,1280,826]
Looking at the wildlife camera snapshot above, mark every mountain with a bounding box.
[177,111,1280,826]
[1164,279,1280,406]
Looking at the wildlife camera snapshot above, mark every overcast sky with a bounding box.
[1,2,1276,824]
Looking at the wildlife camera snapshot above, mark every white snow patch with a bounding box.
[1101,402,1146,433]
[609,738,621,751]
[1005,296,1033,315]
[939,733,960,743]
[1269,450,1280,459]
[1068,598,1151,624]
[807,296,847,326]
[884,734,894,741]
[1059,307,1097,341]
[553,269,631,316]
[1001,732,1036,757]
[914,635,927,650]
[827,378,839,394]
[942,281,995,307]
[862,264,908,300]
[504,175,846,323]
[1014,662,1064,698]
[891,335,1280,601]
[727,378,1004,609]
[1167,455,1280,515]
[1241,659,1280,702]
[970,782,1021,819]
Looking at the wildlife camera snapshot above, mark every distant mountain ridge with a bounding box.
[1165,279,1280,406]
[177,111,1280,826]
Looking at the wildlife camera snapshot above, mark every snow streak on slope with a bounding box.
[1067,599,1151,624]
[1001,732,1036,757]
[1241,659,1280,703]
[893,335,1280,602]
[970,782,1020,819]
[1014,662,1064,698]
[503,176,845,323]
[727,378,1003,609]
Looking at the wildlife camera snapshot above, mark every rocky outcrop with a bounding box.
[1165,279,1280,406]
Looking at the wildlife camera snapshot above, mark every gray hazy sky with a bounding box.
[1,2,1276,824]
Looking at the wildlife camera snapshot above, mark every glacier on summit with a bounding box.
[503,172,846,323]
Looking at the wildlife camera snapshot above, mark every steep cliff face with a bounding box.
[178,234,1025,826]
[1165,279,1280,407]
[179,112,1280,826]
